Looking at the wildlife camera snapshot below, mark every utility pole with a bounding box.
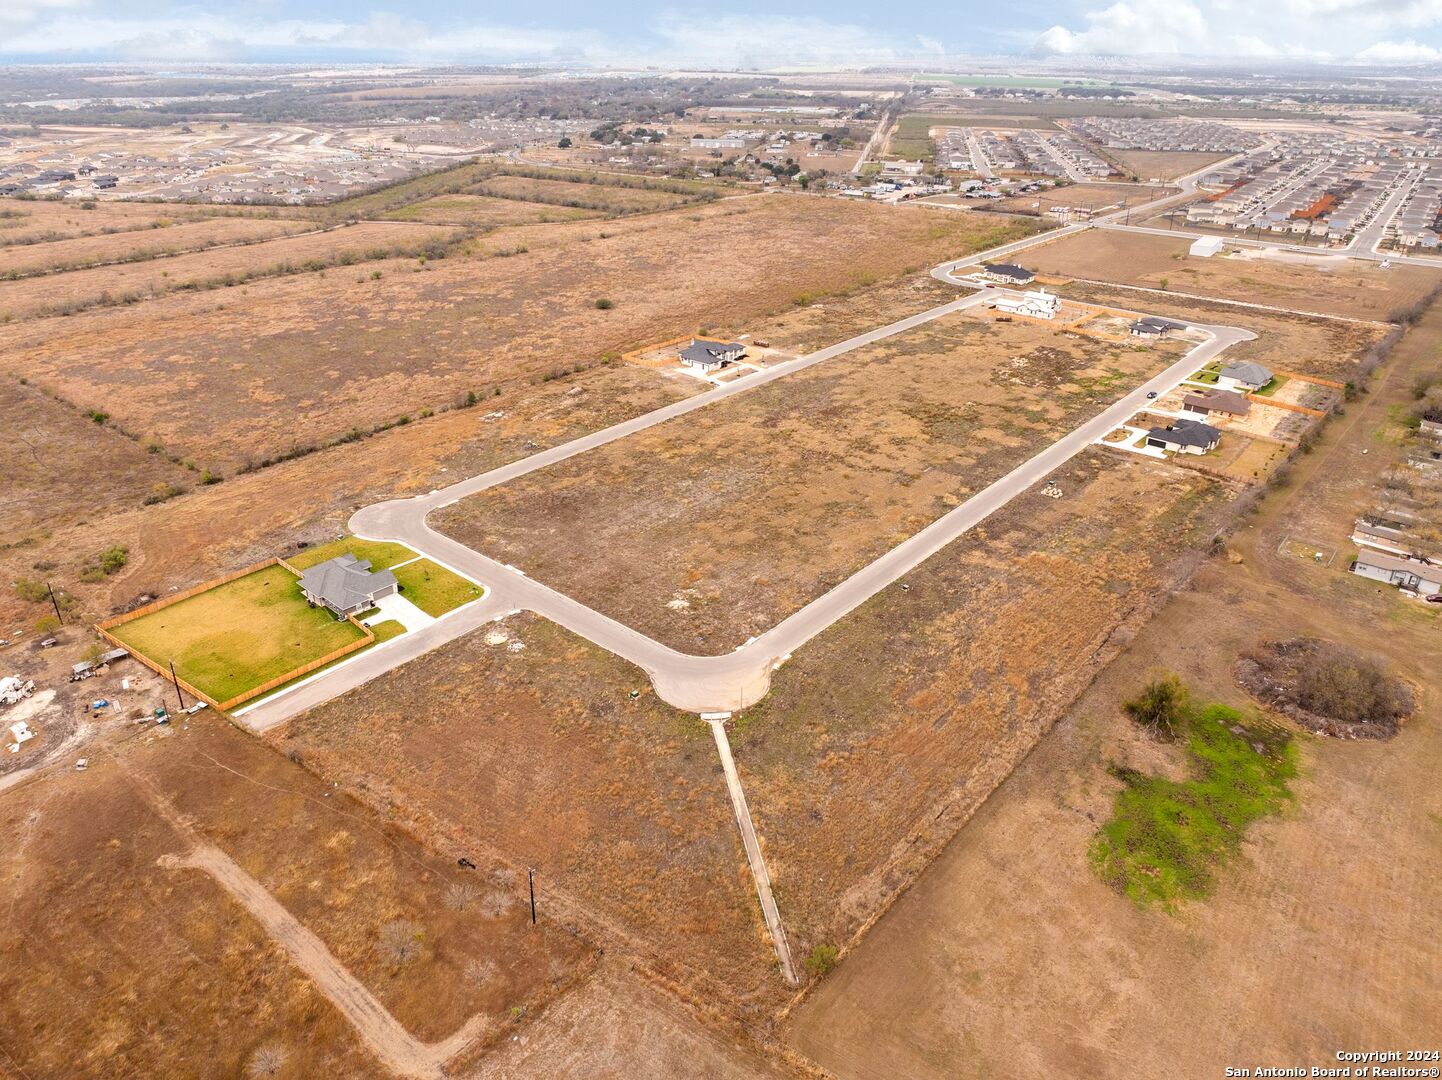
[45,581,63,625]
[168,659,186,712]
[527,867,537,925]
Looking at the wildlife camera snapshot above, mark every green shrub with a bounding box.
[593,298,614,310]
[14,577,48,603]
[1123,674,1189,740]
[805,944,839,978]
[98,545,129,574]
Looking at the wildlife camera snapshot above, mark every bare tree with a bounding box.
[445,880,481,912]
[378,919,424,966]
[463,957,497,987]
[246,1044,287,1077]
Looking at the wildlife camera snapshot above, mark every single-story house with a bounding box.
[1350,550,1442,595]
[1146,418,1222,455]
[679,339,745,373]
[1216,361,1273,393]
[1350,520,1414,558]
[298,554,398,618]
[978,262,1035,286]
[1129,316,1187,338]
[1181,389,1251,419]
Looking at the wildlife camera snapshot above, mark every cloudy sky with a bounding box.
[3,0,1442,66]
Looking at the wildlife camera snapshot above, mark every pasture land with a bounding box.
[0,196,300,246]
[1032,229,1441,321]
[786,304,1442,1078]
[108,563,365,703]
[0,709,588,1078]
[381,192,601,226]
[0,197,1044,475]
[1,215,309,277]
[435,310,1183,652]
[0,221,460,320]
[279,614,786,1014]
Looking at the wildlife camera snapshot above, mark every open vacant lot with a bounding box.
[1106,148,1234,180]
[108,562,366,703]
[0,709,588,1078]
[0,220,460,320]
[0,197,1043,475]
[279,615,784,1016]
[0,196,297,245]
[475,174,695,213]
[787,313,1442,1076]
[436,310,1182,652]
[1032,228,1441,321]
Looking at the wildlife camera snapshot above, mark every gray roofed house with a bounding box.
[1350,550,1442,594]
[297,554,398,618]
[679,339,745,372]
[979,262,1035,285]
[1146,418,1222,455]
[1216,361,1273,391]
[1128,316,1187,338]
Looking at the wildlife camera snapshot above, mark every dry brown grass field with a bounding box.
[0,196,299,246]
[381,192,602,226]
[1,378,193,539]
[787,298,1442,1079]
[1060,282,1392,381]
[0,360,697,628]
[474,174,695,213]
[1,215,309,276]
[1033,229,1441,321]
[732,450,1233,975]
[0,221,461,320]
[278,614,785,1014]
[435,311,1182,652]
[0,197,1044,475]
[1106,148,1234,180]
[0,710,589,1076]
[952,182,1172,217]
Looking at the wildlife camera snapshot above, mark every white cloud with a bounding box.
[1354,38,1442,62]
[1034,0,1442,59]
[652,12,922,67]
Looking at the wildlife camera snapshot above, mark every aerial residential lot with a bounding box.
[108,562,367,703]
[435,309,1186,652]
[1030,228,1442,321]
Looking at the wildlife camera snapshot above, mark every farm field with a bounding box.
[786,303,1442,1078]
[733,449,1232,983]
[1060,282,1392,382]
[0,196,1045,476]
[1031,228,1441,321]
[0,709,589,1078]
[381,192,601,226]
[0,215,309,277]
[107,562,366,703]
[434,310,1184,653]
[1106,148,1235,180]
[278,614,785,1015]
[0,220,461,320]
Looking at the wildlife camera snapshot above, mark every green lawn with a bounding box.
[109,564,366,704]
[369,619,406,643]
[287,536,418,572]
[1250,375,1289,398]
[392,559,484,617]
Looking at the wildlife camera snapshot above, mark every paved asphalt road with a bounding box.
[236,160,1263,729]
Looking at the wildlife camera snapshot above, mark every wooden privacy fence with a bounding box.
[94,556,374,713]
